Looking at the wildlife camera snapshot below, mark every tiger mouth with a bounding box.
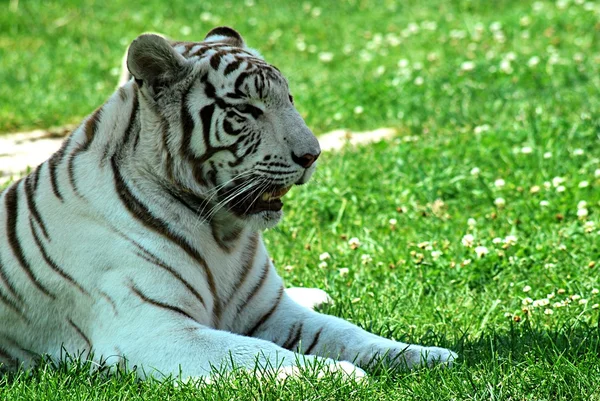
[228,186,292,215]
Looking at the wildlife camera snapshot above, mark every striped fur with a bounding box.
[0,27,456,379]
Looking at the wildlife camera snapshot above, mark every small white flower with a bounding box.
[584,221,595,233]
[338,267,349,277]
[414,76,424,86]
[543,152,552,159]
[361,254,373,264]
[593,304,600,309]
[492,237,503,245]
[523,285,532,293]
[468,218,477,227]
[461,61,476,71]
[530,185,541,193]
[521,146,533,154]
[398,58,409,68]
[284,265,294,272]
[527,56,540,67]
[180,26,192,36]
[522,297,534,305]
[571,294,581,301]
[474,246,489,258]
[578,201,587,209]
[552,176,565,187]
[490,21,502,31]
[318,261,328,268]
[348,237,361,249]
[431,250,443,260]
[578,181,589,188]
[540,200,550,207]
[353,106,364,115]
[579,298,589,305]
[494,197,506,208]
[494,178,506,188]
[470,167,481,176]
[505,235,518,246]
[318,52,334,63]
[573,148,584,156]
[595,169,600,178]
[500,59,513,74]
[533,298,550,307]
[577,208,588,219]
[544,308,554,315]
[319,252,331,261]
[462,259,472,266]
[462,234,475,247]
[474,125,490,134]
[556,185,566,193]
[592,288,599,295]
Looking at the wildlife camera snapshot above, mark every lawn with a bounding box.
[1,0,600,399]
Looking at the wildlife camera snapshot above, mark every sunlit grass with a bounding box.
[1,0,599,400]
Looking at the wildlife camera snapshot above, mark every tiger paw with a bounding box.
[285,287,332,310]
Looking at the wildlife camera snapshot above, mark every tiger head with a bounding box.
[126,27,320,230]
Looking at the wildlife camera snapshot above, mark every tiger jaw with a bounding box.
[227,185,293,216]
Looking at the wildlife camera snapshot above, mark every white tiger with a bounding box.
[0,27,457,380]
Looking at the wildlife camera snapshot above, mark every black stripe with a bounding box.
[224,59,243,76]
[121,90,139,149]
[240,259,270,310]
[304,328,323,355]
[0,288,27,322]
[68,109,102,196]
[5,183,55,299]
[0,252,23,303]
[99,291,118,316]
[180,89,196,159]
[48,143,68,201]
[199,104,216,159]
[282,322,303,351]
[24,173,50,240]
[136,251,206,309]
[68,318,92,351]
[245,286,284,337]
[32,164,42,193]
[29,219,89,296]
[223,233,259,310]
[110,156,221,321]
[131,284,196,321]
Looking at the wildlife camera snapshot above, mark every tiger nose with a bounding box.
[291,151,320,168]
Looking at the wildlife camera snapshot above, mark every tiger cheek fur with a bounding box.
[0,27,456,380]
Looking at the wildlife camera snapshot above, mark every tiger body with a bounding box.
[0,28,456,379]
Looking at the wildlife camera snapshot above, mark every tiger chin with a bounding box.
[0,27,456,381]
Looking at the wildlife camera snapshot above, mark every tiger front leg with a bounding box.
[94,308,364,382]
[247,293,457,372]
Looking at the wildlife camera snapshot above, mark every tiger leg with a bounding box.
[93,308,363,381]
[250,293,457,370]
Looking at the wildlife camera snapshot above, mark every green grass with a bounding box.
[1,0,600,399]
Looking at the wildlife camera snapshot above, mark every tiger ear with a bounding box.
[204,26,245,48]
[127,33,187,91]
